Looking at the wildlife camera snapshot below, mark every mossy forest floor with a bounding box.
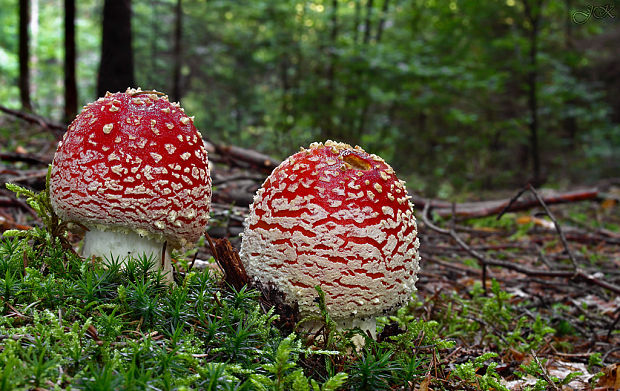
[0,116,619,390]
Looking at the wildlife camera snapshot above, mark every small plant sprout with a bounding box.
[240,140,420,340]
[48,88,212,281]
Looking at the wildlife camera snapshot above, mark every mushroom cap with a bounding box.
[239,140,420,321]
[50,88,211,248]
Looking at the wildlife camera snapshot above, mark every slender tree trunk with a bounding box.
[64,0,77,122]
[363,0,374,44]
[523,0,543,185]
[97,0,135,97]
[356,0,387,138]
[320,0,339,141]
[562,0,578,150]
[564,0,573,49]
[353,0,361,44]
[19,0,32,111]
[171,0,183,102]
[376,0,390,42]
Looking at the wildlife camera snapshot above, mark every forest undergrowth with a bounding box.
[0,118,619,390]
[0,166,618,390]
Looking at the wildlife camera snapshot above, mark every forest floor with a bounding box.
[0,114,619,390]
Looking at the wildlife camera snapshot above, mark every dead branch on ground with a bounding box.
[0,104,65,139]
[421,197,620,296]
[413,188,599,218]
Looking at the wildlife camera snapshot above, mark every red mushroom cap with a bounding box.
[50,88,211,247]
[240,141,420,320]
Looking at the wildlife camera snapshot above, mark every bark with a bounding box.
[210,143,281,172]
[97,0,135,97]
[64,0,77,123]
[19,0,32,111]
[171,0,183,102]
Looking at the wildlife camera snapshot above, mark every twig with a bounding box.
[602,346,620,364]
[423,202,490,293]
[530,350,561,391]
[608,308,620,339]
[526,184,579,270]
[424,256,482,277]
[422,199,620,295]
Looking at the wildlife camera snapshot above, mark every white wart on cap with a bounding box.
[239,140,420,335]
[50,88,211,280]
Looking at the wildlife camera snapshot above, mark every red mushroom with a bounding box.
[239,140,420,336]
[49,88,211,281]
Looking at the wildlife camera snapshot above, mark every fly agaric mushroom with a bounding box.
[239,140,420,337]
[49,88,211,281]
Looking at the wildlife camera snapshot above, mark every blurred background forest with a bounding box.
[1,0,619,197]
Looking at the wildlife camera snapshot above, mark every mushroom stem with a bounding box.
[82,228,173,282]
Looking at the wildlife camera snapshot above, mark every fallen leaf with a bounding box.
[600,198,617,211]
[596,363,620,390]
[417,374,431,391]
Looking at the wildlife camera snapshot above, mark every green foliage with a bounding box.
[0,184,601,389]
[250,333,347,391]
[2,0,619,190]
[450,352,509,391]
[0,237,349,389]
[433,279,555,353]
[515,355,583,391]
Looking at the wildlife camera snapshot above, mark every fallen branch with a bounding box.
[412,188,599,218]
[421,202,620,295]
[0,152,50,166]
[0,212,31,231]
[0,104,65,139]
[210,143,281,173]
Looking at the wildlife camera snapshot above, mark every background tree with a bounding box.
[97,0,135,97]
[171,0,183,102]
[1,0,618,194]
[523,0,544,186]
[64,0,77,122]
[18,0,31,111]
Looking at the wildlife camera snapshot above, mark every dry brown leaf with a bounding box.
[596,363,620,390]
[417,373,431,391]
[600,198,617,211]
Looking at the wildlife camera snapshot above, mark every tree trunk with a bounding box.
[97,0,135,97]
[353,0,361,44]
[523,0,543,186]
[363,0,374,45]
[19,0,32,111]
[64,0,77,122]
[376,0,390,42]
[320,0,339,141]
[171,0,183,102]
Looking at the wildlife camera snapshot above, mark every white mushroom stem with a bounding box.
[82,227,173,282]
